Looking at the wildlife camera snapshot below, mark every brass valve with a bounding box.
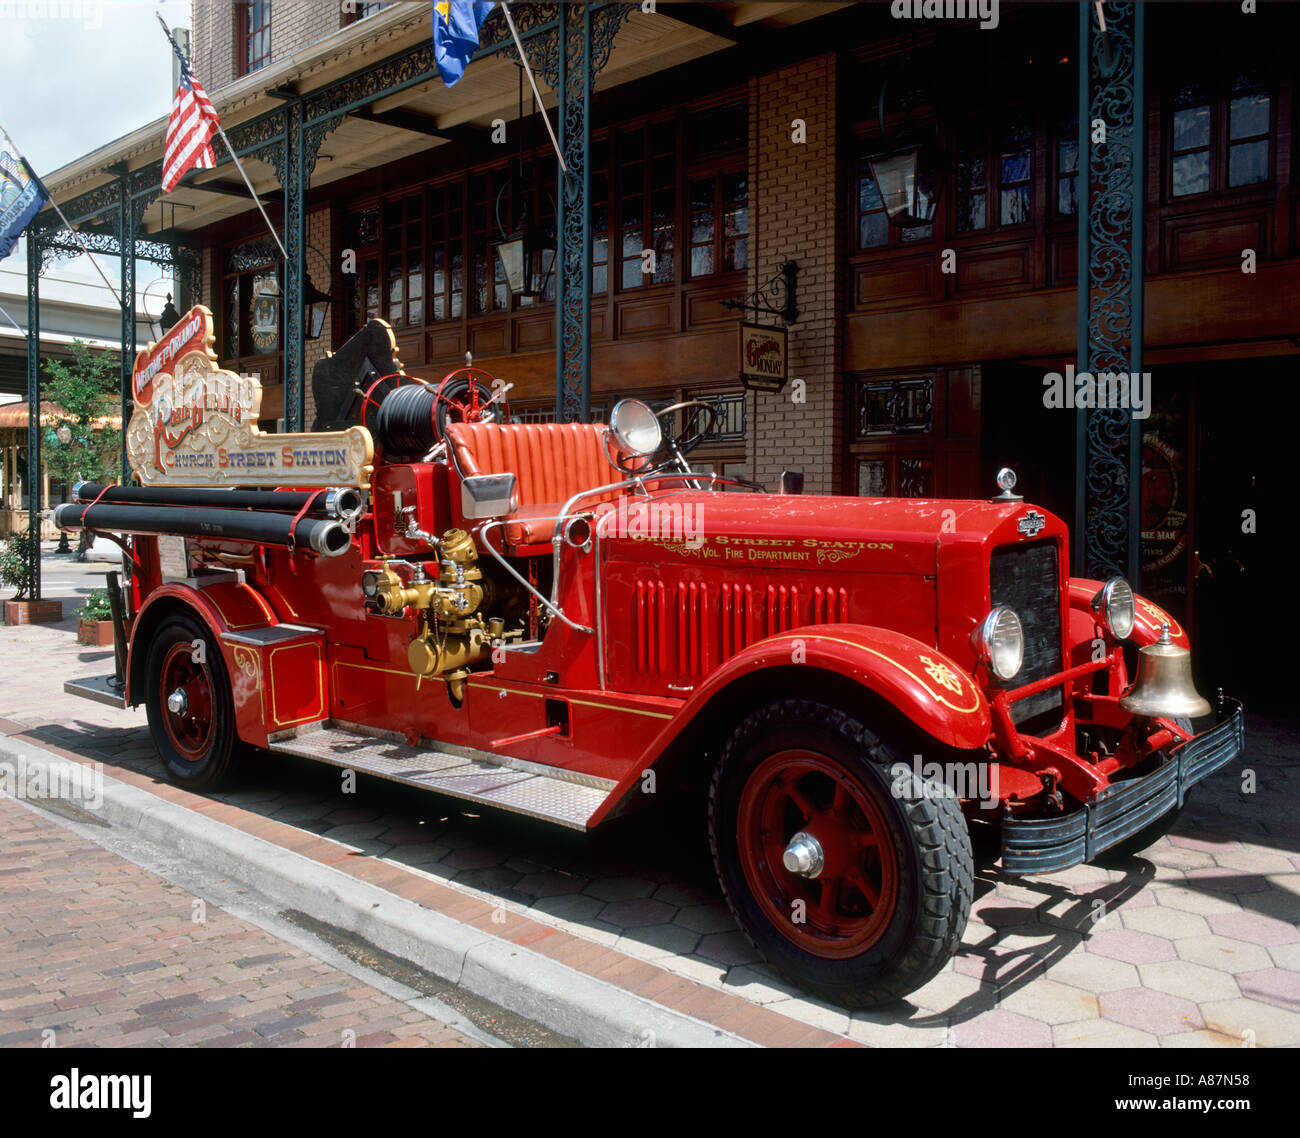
[362,528,501,699]
[363,528,484,617]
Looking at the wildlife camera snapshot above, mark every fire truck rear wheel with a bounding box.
[144,614,242,791]
[709,699,973,1008]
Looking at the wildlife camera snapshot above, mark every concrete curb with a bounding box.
[0,736,754,1048]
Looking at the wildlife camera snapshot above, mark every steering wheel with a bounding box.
[433,367,509,440]
[652,399,718,469]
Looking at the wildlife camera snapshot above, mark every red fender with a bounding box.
[127,579,302,750]
[1067,578,1190,669]
[587,623,991,826]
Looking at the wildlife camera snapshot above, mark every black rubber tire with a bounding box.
[143,613,242,791]
[1093,717,1193,863]
[708,699,974,1008]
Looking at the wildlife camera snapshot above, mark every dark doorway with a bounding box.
[982,355,1289,708]
[1164,357,1293,706]
[980,361,1076,530]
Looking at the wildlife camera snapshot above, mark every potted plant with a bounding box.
[75,588,116,646]
[0,529,62,625]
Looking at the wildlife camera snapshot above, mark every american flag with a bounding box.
[160,18,221,193]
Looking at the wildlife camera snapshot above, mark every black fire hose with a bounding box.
[73,482,364,522]
[374,384,438,456]
[53,501,351,558]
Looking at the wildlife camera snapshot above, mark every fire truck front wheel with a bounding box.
[144,614,242,791]
[709,699,974,1008]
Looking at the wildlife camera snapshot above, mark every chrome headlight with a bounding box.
[1091,576,1135,641]
[609,399,662,456]
[972,606,1024,682]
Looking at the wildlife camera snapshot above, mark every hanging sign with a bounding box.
[739,322,788,393]
[126,305,373,488]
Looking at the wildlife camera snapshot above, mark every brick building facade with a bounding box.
[38,2,1296,697]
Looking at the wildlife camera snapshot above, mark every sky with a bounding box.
[0,0,181,178]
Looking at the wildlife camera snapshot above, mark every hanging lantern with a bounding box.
[153,292,182,339]
[865,61,946,230]
[302,245,334,341]
[495,67,557,301]
[303,275,332,341]
[866,141,944,228]
[496,202,556,299]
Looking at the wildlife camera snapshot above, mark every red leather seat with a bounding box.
[446,422,620,550]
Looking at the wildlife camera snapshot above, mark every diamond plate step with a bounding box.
[267,724,614,830]
[64,674,127,709]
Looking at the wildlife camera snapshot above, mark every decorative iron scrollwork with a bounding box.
[555,2,635,423]
[722,260,800,326]
[1078,1,1143,581]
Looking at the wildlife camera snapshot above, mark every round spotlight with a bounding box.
[361,570,380,599]
[609,399,663,457]
[1092,576,1135,641]
[973,606,1024,682]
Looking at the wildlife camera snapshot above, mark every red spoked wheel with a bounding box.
[710,699,973,1007]
[144,613,243,790]
[158,641,215,763]
[738,749,900,959]
[434,366,507,440]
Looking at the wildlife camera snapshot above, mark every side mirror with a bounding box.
[461,472,518,520]
[778,470,805,495]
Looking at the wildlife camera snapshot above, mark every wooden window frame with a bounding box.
[1164,77,1275,203]
[234,0,272,78]
[342,2,388,27]
[685,160,749,281]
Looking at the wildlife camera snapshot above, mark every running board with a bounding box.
[266,723,614,830]
[64,674,127,709]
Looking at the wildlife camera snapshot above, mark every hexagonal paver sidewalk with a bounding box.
[2,614,1297,1047]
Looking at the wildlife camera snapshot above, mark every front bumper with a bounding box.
[1001,698,1245,874]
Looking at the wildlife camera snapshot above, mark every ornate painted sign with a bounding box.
[126,305,373,488]
[738,322,788,393]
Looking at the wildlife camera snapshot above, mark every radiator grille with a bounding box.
[990,541,1064,734]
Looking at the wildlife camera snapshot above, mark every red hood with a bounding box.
[595,490,1064,576]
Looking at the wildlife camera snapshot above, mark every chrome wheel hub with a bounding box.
[782,831,825,879]
[166,688,188,716]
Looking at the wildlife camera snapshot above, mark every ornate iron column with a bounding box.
[25,229,41,600]
[1075,1,1145,580]
[284,101,306,433]
[271,97,333,433]
[117,166,136,484]
[550,2,631,421]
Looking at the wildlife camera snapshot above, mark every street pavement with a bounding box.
[0,795,482,1048]
[1,563,1298,1047]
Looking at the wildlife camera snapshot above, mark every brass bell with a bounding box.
[1119,622,1211,719]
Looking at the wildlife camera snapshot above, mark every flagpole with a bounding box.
[500,0,567,174]
[207,126,289,263]
[155,14,288,263]
[0,123,126,310]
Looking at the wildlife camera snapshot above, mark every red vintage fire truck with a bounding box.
[60,309,1244,1007]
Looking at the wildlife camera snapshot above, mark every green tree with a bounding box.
[42,339,121,493]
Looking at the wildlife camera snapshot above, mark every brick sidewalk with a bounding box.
[0,796,480,1048]
[2,614,1298,1046]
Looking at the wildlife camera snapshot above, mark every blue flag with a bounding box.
[434,0,496,86]
[0,151,48,262]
